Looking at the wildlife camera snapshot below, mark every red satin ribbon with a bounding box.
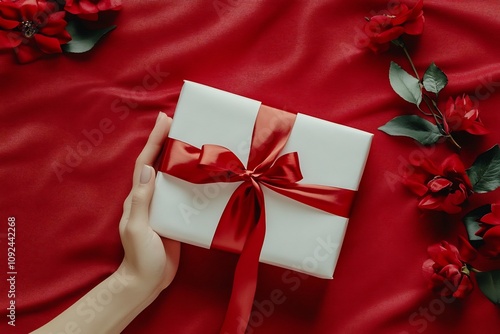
[160,105,356,334]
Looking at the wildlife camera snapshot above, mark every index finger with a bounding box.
[133,112,172,185]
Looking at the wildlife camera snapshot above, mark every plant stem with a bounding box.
[394,38,461,149]
[446,134,461,149]
[418,109,433,116]
[422,95,441,119]
[430,98,445,119]
[420,96,444,134]
[402,44,420,81]
[393,38,420,80]
[424,95,461,149]
[421,102,441,125]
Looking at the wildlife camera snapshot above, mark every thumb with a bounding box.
[127,164,156,231]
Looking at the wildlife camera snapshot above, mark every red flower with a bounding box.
[422,240,474,299]
[0,0,71,63]
[64,0,122,21]
[404,155,472,214]
[362,0,425,53]
[476,203,500,258]
[444,95,488,135]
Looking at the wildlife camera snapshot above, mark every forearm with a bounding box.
[31,263,161,334]
[32,114,179,333]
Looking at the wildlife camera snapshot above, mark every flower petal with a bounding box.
[404,179,429,196]
[463,95,474,110]
[392,0,423,25]
[418,194,445,211]
[14,42,44,63]
[374,26,405,43]
[440,193,464,214]
[453,274,473,299]
[97,0,123,11]
[441,154,467,177]
[438,242,462,265]
[457,235,477,263]
[40,11,67,35]
[482,226,500,258]
[428,177,452,192]
[34,33,62,54]
[0,16,20,30]
[18,3,37,21]
[491,203,500,216]
[464,121,489,135]
[422,259,436,278]
[0,30,22,49]
[403,14,425,35]
[65,0,98,15]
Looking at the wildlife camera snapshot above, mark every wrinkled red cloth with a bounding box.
[1,1,500,333]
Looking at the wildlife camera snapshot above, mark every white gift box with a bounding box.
[150,81,372,279]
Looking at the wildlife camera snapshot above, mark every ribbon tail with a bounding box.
[219,186,266,334]
[211,183,260,253]
[264,182,356,218]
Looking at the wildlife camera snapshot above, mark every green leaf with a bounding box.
[378,115,443,145]
[389,61,422,106]
[422,63,448,95]
[476,270,500,305]
[62,20,116,53]
[467,145,500,193]
[462,204,490,248]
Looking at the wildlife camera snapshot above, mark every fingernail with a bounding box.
[140,165,152,184]
[155,112,164,124]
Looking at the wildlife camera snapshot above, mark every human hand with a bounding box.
[32,112,180,334]
[118,112,180,293]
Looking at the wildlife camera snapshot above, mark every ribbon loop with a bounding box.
[258,152,303,185]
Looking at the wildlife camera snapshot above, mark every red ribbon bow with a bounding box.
[160,105,356,334]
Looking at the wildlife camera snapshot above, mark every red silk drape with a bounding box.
[2,1,500,333]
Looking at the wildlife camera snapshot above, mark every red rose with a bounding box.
[362,0,424,53]
[444,95,488,135]
[476,203,500,258]
[64,0,122,21]
[404,154,472,214]
[0,0,71,63]
[422,240,473,298]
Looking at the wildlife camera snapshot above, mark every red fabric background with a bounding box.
[1,1,500,333]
